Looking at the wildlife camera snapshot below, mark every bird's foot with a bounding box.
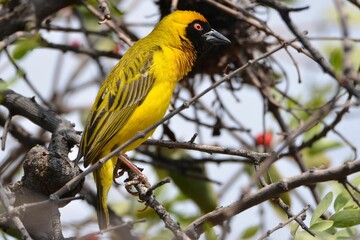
[124,172,151,196]
[114,154,151,194]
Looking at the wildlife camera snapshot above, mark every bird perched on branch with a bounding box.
[77,10,230,229]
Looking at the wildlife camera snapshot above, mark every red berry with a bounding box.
[82,234,99,240]
[255,132,272,147]
[112,43,122,54]
[70,40,81,47]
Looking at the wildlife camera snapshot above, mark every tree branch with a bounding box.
[183,160,360,239]
[0,89,83,239]
[0,89,80,145]
[0,0,81,40]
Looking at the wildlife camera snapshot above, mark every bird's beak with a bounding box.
[202,29,231,45]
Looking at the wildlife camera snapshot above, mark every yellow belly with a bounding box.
[107,79,176,153]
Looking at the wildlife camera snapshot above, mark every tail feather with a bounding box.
[93,158,116,230]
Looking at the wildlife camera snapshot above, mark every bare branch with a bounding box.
[128,172,190,240]
[256,0,360,98]
[0,89,80,145]
[258,205,310,240]
[184,160,360,238]
[0,184,32,240]
[0,0,81,39]
[143,139,270,161]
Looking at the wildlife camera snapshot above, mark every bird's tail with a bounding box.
[93,157,116,230]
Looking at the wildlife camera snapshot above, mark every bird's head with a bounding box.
[154,10,231,53]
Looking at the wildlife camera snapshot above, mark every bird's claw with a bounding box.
[124,172,151,196]
[124,181,139,196]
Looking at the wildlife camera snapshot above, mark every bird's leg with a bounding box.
[115,154,151,190]
[113,161,126,185]
[117,154,144,176]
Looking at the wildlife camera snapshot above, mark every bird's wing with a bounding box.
[81,50,156,166]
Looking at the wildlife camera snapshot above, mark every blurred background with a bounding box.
[1,0,360,239]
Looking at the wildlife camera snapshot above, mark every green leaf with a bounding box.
[310,192,333,226]
[305,84,333,108]
[329,47,343,74]
[310,220,333,231]
[12,35,40,59]
[351,174,360,187]
[264,165,291,205]
[302,150,331,169]
[203,222,217,240]
[0,77,17,90]
[313,231,336,240]
[295,230,336,240]
[94,38,116,52]
[155,149,218,214]
[307,141,342,155]
[0,72,22,104]
[290,222,300,236]
[335,228,357,239]
[302,124,323,141]
[330,209,360,228]
[240,225,259,239]
[334,192,350,212]
[294,231,316,240]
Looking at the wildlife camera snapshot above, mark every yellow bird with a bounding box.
[77,10,230,229]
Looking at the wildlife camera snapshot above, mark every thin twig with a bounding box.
[254,159,314,236]
[82,0,133,46]
[97,0,111,23]
[143,139,270,160]
[257,205,310,240]
[341,180,360,208]
[128,171,191,239]
[1,114,11,150]
[4,48,52,108]
[256,0,360,98]
[0,184,32,240]
[76,219,145,240]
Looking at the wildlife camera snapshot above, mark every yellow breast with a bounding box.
[107,45,194,153]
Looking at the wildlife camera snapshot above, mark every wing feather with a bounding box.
[81,51,156,166]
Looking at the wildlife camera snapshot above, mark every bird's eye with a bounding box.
[193,23,203,31]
